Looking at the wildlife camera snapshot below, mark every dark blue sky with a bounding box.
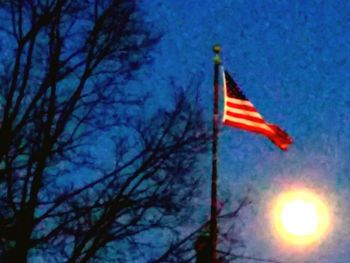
[139,1,350,262]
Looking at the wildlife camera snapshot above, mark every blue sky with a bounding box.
[139,1,350,262]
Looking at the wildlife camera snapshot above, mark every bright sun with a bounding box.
[272,189,331,247]
[281,199,318,236]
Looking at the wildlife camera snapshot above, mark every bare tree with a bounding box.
[152,194,284,263]
[152,195,251,263]
[0,1,209,262]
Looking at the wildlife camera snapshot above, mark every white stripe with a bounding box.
[225,107,264,119]
[226,97,254,107]
[224,115,274,133]
[222,66,228,122]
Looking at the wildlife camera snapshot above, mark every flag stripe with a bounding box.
[226,101,257,111]
[223,119,274,137]
[225,107,263,119]
[223,115,274,134]
[225,111,266,124]
[226,97,253,107]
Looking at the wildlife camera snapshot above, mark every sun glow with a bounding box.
[272,189,331,247]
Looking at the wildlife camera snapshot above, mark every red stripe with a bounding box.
[226,101,257,112]
[268,136,290,150]
[267,124,293,150]
[223,119,274,137]
[224,120,292,150]
[225,111,266,124]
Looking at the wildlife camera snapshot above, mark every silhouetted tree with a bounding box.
[153,196,251,263]
[0,1,209,262]
[152,193,283,263]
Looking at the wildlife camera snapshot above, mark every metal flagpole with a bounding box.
[210,44,221,263]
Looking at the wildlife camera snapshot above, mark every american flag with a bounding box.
[222,70,293,151]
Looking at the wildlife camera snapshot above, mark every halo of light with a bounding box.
[272,189,331,247]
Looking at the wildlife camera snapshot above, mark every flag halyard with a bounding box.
[222,70,293,151]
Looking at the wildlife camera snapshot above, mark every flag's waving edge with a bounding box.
[222,68,293,151]
[267,124,293,151]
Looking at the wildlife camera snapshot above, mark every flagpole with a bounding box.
[211,44,221,263]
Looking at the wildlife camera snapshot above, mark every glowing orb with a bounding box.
[281,199,318,236]
[272,189,331,247]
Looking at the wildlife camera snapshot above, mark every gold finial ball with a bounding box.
[213,44,221,53]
